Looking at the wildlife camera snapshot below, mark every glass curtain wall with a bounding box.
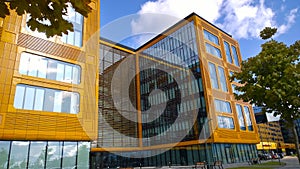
[140,21,207,146]
[98,44,138,148]
[90,143,257,168]
[0,141,90,169]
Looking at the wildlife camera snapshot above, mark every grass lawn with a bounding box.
[227,161,285,169]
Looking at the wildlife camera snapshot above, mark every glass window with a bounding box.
[0,141,10,169]
[19,52,81,84]
[24,87,35,110]
[218,116,234,129]
[37,58,47,78]
[224,41,233,64]
[214,99,231,113]
[206,43,221,58]
[19,53,30,75]
[231,46,240,66]
[10,141,29,169]
[203,29,219,45]
[244,106,253,131]
[236,104,246,130]
[61,5,83,47]
[28,142,47,169]
[77,142,90,168]
[46,142,63,169]
[56,63,65,82]
[218,66,228,92]
[14,84,80,114]
[62,142,77,168]
[33,89,44,111]
[208,62,219,89]
[14,85,25,109]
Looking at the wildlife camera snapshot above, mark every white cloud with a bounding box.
[278,8,298,34]
[220,0,275,39]
[130,0,224,45]
[130,0,298,43]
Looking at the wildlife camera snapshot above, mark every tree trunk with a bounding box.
[292,122,300,164]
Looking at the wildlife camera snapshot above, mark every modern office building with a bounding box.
[254,107,296,155]
[91,13,259,168]
[0,2,259,168]
[0,1,100,168]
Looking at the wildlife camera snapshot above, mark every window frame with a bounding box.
[14,84,80,114]
[19,52,82,84]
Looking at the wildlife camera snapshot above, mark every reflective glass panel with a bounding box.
[19,52,81,84]
[224,41,233,63]
[14,84,80,114]
[244,106,253,131]
[218,116,234,129]
[236,104,246,130]
[10,141,29,169]
[231,46,240,66]
[214,99,231,113]
[14,85,25,109]
[203,30,219,45]
[24,87,35,110]
[77,142,90,169]
[0,141,10,169]
[206,43,221,58]
[61,5,83,47]
[46,142,62,168]
[33,88,44,111]
[218,66,228,92]
[28,142,47,169]
[62,142,77,169]
[208,62,219,89]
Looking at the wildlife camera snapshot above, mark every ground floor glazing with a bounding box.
[90,143,258,168]
[0,141,90,169]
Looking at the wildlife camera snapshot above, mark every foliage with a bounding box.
[231,27,300,163]
[0,0,92,37]
[260,27,278,40]
[231,28,300,122]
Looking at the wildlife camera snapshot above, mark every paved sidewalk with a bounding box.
[132,157,300,169]
[223,156,300,169]
[222,159,273,169]
[274,156,299,169]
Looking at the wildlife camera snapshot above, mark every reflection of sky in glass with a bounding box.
[63,142,77,157]
[14,84,80,114]
[0,141,90,168]
[10,141,29,167]
[236,104,246,128]
[19,52,81,84]
[47,142,63,160]
[244,106,252,125]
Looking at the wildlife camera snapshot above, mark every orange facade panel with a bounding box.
[0,0,100,141]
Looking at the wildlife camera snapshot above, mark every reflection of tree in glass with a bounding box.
[9,159,26,169]
[0,148,8,168]
[30,149,48,169]
[78,144,89,168]
[45,147,63,168]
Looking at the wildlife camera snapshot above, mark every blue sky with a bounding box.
[100,0,300,60]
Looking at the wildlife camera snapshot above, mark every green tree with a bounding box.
[231,27,300,163]
[0,0,92,37]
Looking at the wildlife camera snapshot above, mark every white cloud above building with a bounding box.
[131,0,298,44]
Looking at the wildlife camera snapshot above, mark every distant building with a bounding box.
[254,107,295,154]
